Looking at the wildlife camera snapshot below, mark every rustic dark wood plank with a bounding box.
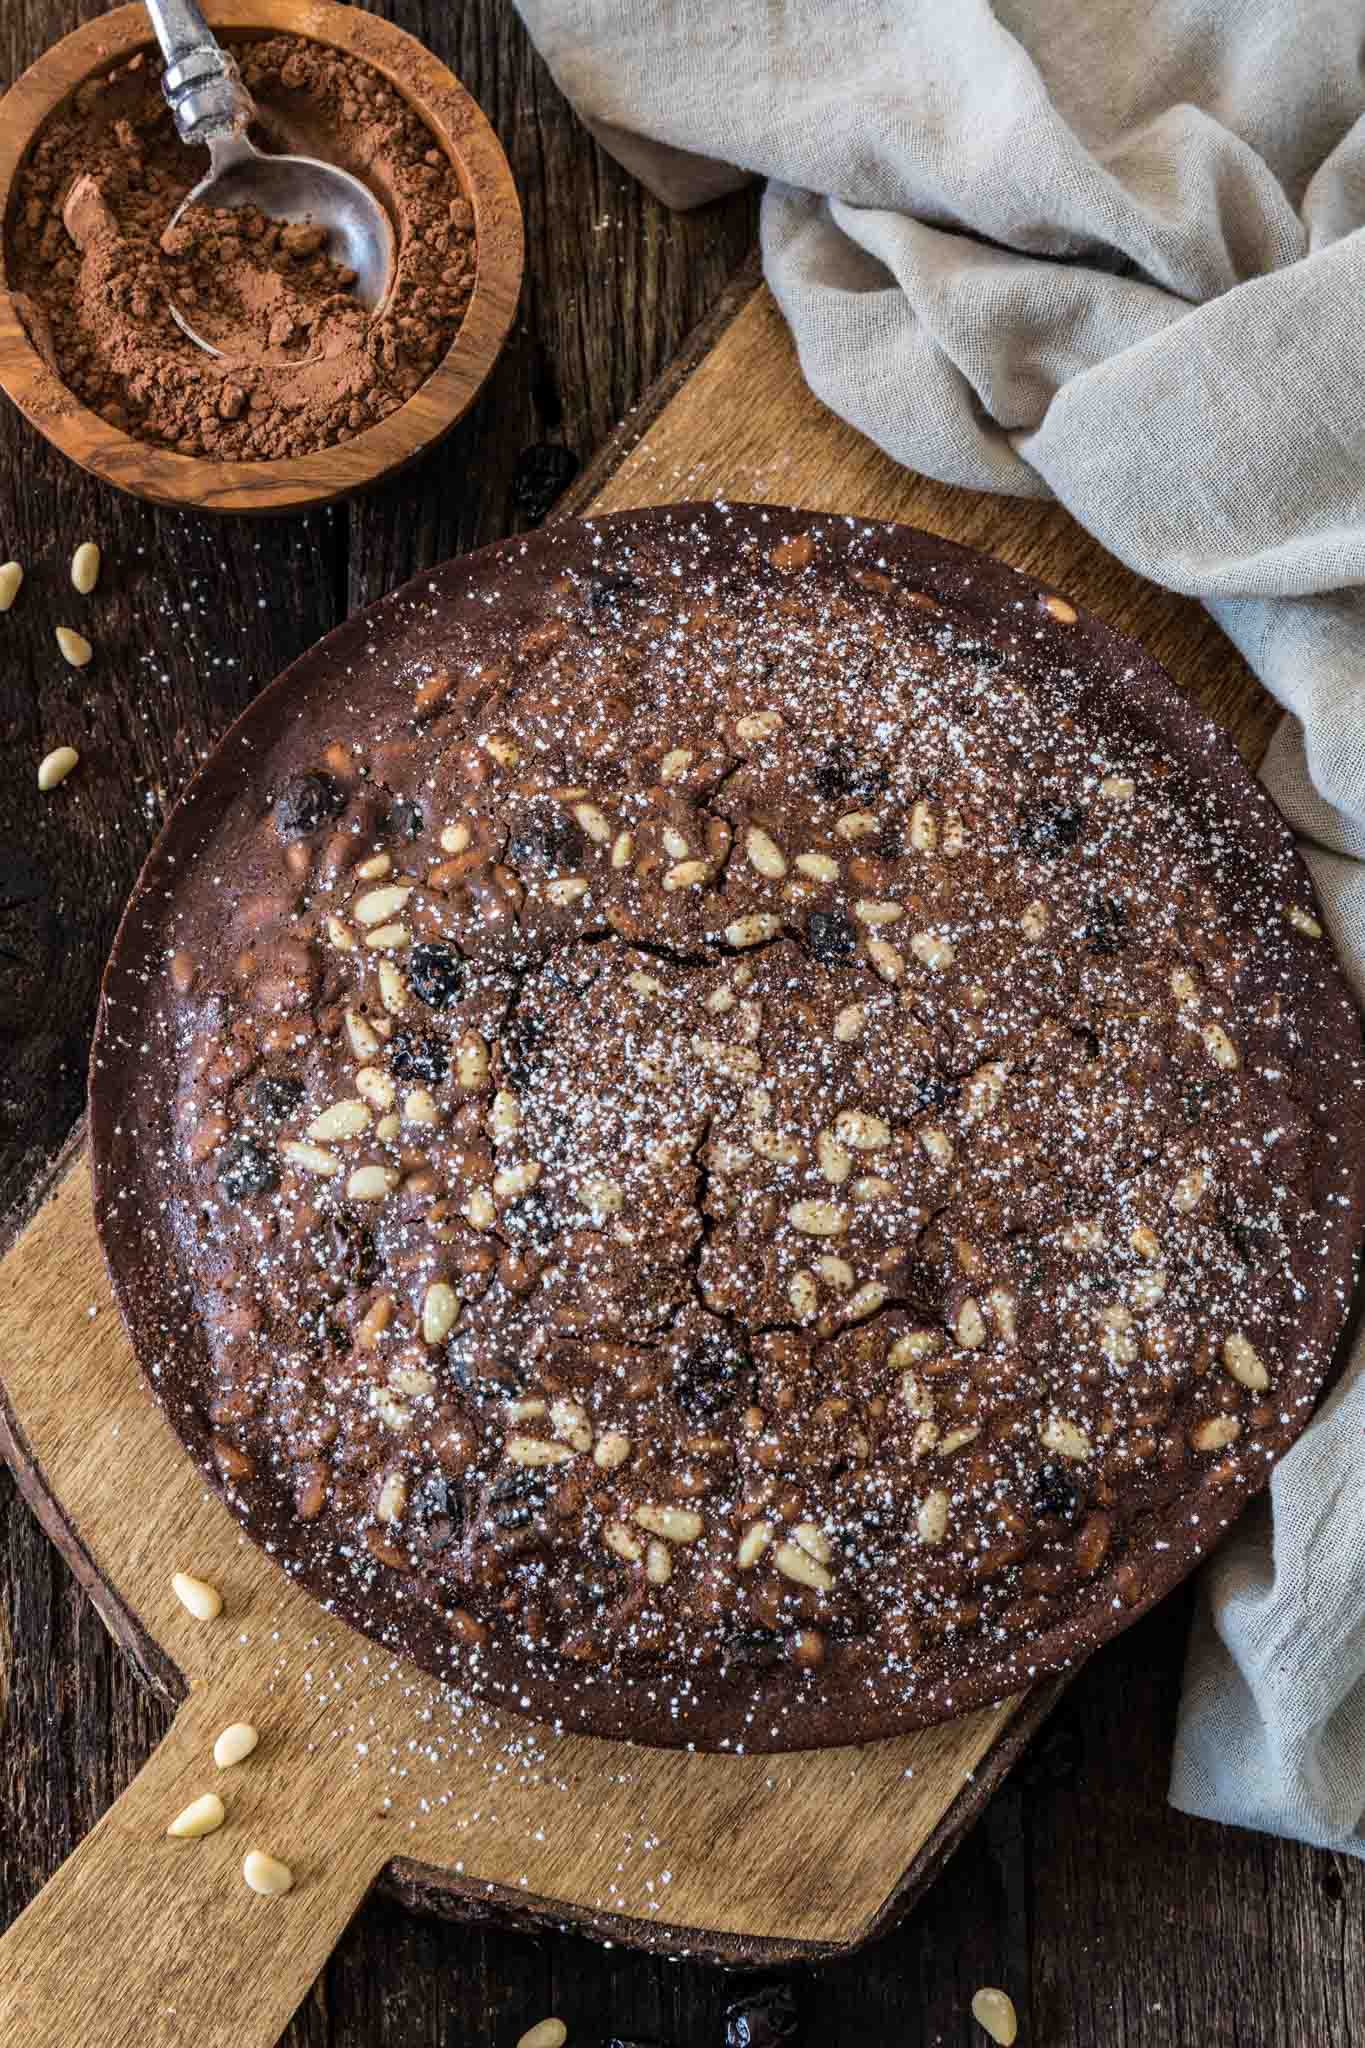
[2,1,1364,2044]
[0,442,346,1221]
[344,0,757,612]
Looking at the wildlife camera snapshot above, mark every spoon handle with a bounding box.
[143,0,256,148]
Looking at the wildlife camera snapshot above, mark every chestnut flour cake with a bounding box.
[91,505,1365,1750]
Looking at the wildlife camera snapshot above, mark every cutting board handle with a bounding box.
[0,1678,383,2048]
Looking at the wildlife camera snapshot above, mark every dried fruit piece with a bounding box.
[407,941,466,1009]
[272,771,343,840]
[1031,1463,1082,1522]
[812,740,889,804]
[511,442,580,523]
[721,1628,782,1668]
[390,1031,449,1083]
[1084,893,1127,955]
[807,910,858,962]
[671,1327,751,1420]
[250,1075,303,1123]
[1016,800,1084,854]
[723,1981,800,2047]
[510,815,586,871]
[386,797,424,840]
[218,1137,279,1200]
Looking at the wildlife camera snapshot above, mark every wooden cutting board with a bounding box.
[0,274,1275,2048]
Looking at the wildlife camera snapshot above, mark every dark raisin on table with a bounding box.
[723,1981,801,2047]
[511,442,581,524]
[527,336,564,428]
[1018,1704,1085,1789]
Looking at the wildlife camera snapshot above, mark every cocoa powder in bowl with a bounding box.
[6,34,477,461]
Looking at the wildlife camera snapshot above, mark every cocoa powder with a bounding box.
[7,35,478,461]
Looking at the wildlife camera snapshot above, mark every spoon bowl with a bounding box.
[165,132,395,356]
[148,0,394,356]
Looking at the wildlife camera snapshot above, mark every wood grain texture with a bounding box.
[2,4,1362,2047]
[0,1,524,513]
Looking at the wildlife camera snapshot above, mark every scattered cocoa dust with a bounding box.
[7,35,478,461]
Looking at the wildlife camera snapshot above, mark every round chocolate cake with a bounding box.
[91,504,1365,1749]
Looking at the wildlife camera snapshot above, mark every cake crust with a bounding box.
[90,504,1365,1750]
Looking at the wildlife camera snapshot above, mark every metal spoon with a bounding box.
[145,0,395,356]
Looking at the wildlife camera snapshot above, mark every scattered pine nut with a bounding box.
[167,1792,225,1840]
[71,541,101,594]
[213,1722,260,1769]
[37,745,79,791]
[972,1987,1019,2045]
[55,625,92,667]
[243,1849,294,1897]
[0,561,23,610]
[171,1570,223,1621]
[517,2023,567,2048]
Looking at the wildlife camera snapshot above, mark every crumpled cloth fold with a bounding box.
[515,0,1365,1855]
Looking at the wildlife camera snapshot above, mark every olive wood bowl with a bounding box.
[0,0,523,513]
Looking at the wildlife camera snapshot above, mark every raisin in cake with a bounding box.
[90,504,1365,1750]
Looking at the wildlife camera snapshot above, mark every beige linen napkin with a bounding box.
[514,0,1365,1854]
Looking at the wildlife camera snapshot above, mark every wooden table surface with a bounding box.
[1,6,1361,2045]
